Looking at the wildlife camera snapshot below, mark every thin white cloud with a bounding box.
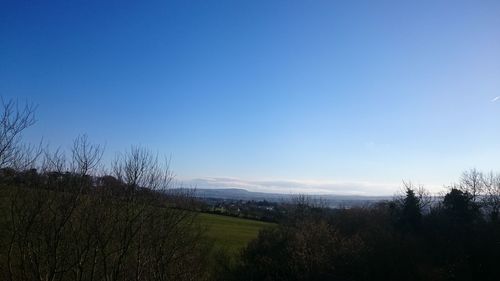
[491,96,500,102]
[182,177,404,196]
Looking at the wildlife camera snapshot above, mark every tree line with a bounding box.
[217,173,500,281]
[1,98,500,281]
[0,99,213,281]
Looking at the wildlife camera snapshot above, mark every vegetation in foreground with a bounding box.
[216,173,500,281]
[0,176,273,281]
[1,99,500,281]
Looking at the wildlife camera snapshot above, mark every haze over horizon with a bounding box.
[2,0,500,195]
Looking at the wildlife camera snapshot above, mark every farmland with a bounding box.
[197,213,274,254]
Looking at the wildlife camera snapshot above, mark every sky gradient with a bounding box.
[1,0,500,195]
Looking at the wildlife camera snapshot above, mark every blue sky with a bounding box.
[1,0,500,194]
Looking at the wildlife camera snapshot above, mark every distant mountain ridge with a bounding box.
[174,188,392,208]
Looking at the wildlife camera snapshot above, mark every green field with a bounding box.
[197,213,275,254]
[0,187,274,256]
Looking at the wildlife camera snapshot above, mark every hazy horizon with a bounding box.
[2,0,500,195]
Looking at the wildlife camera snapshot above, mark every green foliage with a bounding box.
[399,188,422,232]
[3,170,500,281]
[442,188,480,225]
[219,190,500,281]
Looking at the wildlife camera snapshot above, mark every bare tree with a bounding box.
[0,98,38,169]
[9,141,43,171]
[2,135,106,281]
[0,103,211,280]
[71,134,104,177]
[98,146,209,281]
[482,172,500,220]
[42,147,68,174]
[459,168,484,201]
[112,146,173,193]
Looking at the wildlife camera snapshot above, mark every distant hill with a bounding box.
[177,188,392,208]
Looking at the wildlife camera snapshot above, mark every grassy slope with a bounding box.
[197,213,274,255]
[0,186,274,255]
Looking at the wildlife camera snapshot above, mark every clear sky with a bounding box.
[1,0,500,195]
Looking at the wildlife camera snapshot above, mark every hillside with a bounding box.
[187,188,392,208]
[0,185,273,257]
[197,213,274,255]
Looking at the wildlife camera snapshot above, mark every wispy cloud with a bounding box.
[181,177,406,196]
[491,96,500,102]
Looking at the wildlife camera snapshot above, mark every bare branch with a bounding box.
[112,146,174,192]
[71,134,104,176]
[0,98,37,168]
